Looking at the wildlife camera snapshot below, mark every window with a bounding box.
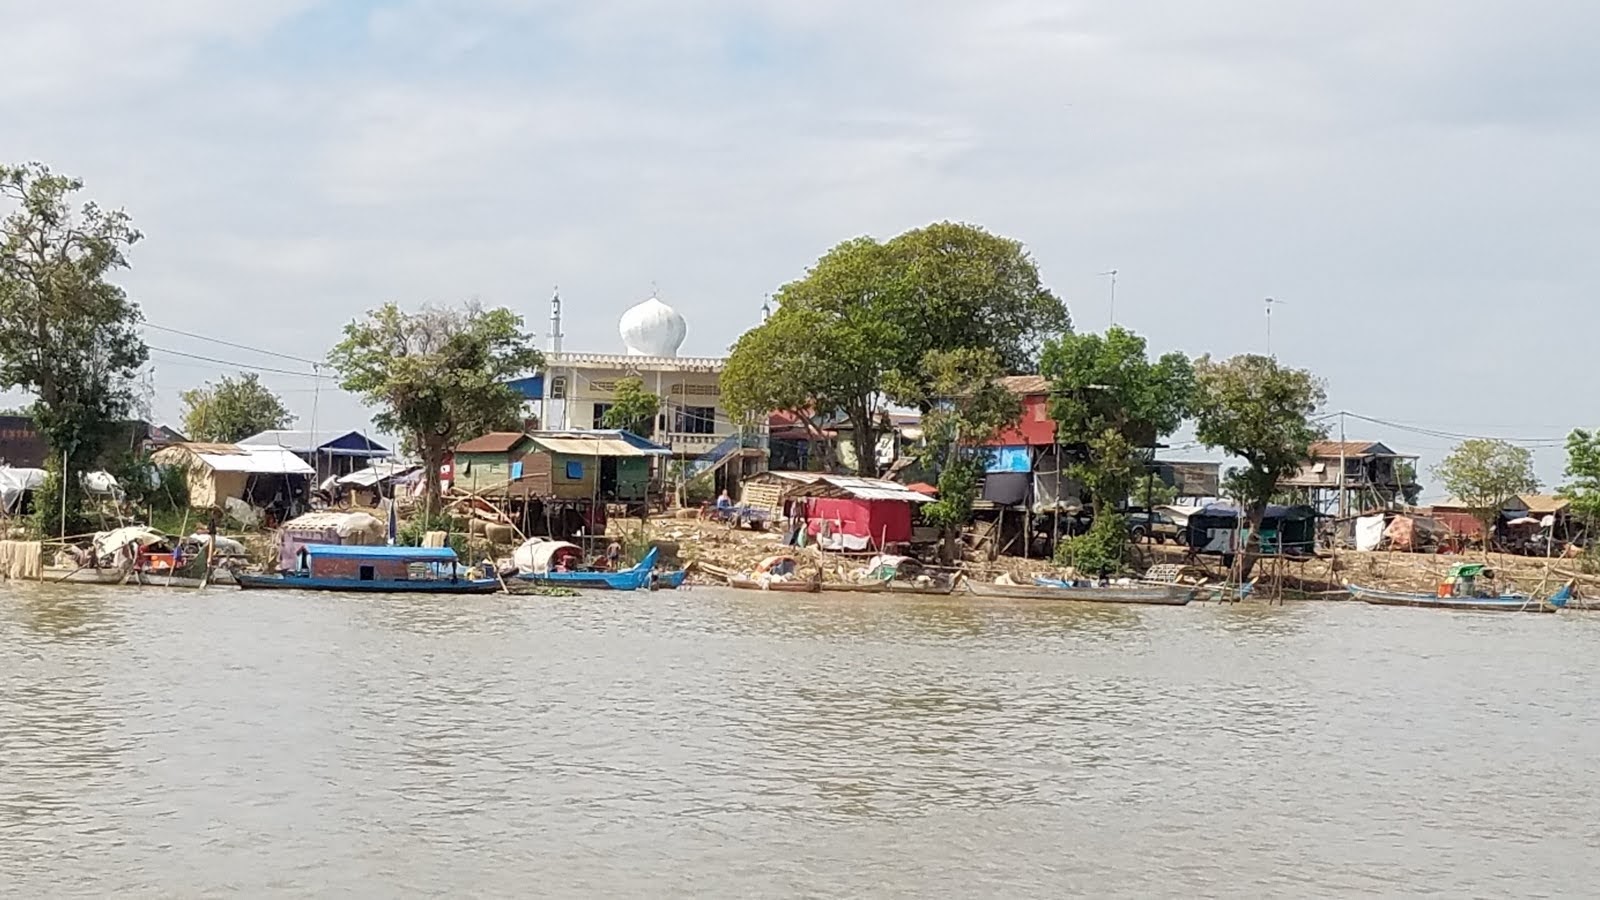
[358,565,375,582]
[592,402,614,429]
[566,460,584,480]
[676,406,716,435]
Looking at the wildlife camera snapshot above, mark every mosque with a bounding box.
[528,291,762,465]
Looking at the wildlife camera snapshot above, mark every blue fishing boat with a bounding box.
[517,546,680,591]
[1347,563,1571,613]
[237,544,501,594]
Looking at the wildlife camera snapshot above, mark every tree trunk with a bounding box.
[848,403,877,477]
[1237,504,1267,580]
[419,436,446,521]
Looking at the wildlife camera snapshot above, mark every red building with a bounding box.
[987,376,1056,447]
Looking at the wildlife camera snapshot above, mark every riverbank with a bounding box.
[618,513,1591,598]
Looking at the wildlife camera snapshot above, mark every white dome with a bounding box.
[619,296,687,357]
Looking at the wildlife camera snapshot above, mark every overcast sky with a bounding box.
[4,0,1594,497]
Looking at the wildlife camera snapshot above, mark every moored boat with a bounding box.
[818,554,956,595]
[515,545,673,591]
[1347,564,1570,612]
[961,577,1194,605]
[237,544,500,594]
[724,555,820,592]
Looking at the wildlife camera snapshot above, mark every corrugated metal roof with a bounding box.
[782,474,935,503]
[999,375,1050,395]
[306,544,458,561]
[529,436,651,457]
[158,443,316,474]
[455,432,530,453]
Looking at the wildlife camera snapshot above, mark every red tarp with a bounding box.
[805,497,914,545]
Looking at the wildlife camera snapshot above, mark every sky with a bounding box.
[3,0,1596,498]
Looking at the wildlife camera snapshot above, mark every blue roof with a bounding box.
[305,544,459,561]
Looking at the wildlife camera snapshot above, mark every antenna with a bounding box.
[761,294,772,322]
[1264,297,1286,356]
[1099,269,1118,328]
[549,286,564,355]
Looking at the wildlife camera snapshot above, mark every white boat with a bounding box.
[40,564,131,585]
[962,577,1194,605]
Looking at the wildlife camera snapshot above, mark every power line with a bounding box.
[1339,411,1567,447]
[149,346,323,380]
[145,322,324,367]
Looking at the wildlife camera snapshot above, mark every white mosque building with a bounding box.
[536,291,761,462]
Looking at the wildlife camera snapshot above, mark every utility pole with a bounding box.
[1264,297,1285,356]
[1100,270,1118,329]
[1337,410,1347,519]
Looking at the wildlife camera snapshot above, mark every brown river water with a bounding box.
[3,584,1599,898]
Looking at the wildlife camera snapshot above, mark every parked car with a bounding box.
[1124,507,1180,544]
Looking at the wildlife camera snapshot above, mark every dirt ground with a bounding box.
[618,513,1592,597]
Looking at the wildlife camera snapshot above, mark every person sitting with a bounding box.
[714,489,734,521]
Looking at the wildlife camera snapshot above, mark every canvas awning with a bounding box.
[512,539,583,574]
[529,436,654,457]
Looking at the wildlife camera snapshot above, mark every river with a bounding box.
[2,585,1598,897]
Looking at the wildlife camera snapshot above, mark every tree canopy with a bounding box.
[601,376,661,436]
[180,372,295,443]
[1041,327,1194,517]
[722,222,1067,475]
[0,162,148,535]
[1433,439,1538,537]
[328,302,541,517]
[1191,354,1325,573]
[1561,429,1600,526]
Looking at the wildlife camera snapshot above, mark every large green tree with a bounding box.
[1191,354,1325,575]
[722,222,1067,475]
[1041,327,1194,517]
[1561,429,1600,528]
[902,348,1020,563]
[600,376,661,436]
[328,302,542,517]
[180,371,295,442]
[1433,439,1538,544]
[0,162,148,536]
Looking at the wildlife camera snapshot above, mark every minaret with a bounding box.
[549,287,564,355]
[761,294,772,322]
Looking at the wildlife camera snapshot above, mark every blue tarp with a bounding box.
[986,446,1032,474]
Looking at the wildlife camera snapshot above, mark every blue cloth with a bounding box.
[986,445,1032,473]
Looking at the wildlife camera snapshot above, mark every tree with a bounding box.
[1433,439,1538,545]
[328,302,541,517]
[902,349,1020,563]
[1561,429,1600,529]
[180,372,295,442]
[1191,354,1326,576]
[600,376,661,436]
[0,162,148,536]
[723,222,1067,475]
[1041,327,1194,518]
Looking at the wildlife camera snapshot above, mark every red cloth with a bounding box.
[804,498,913,545]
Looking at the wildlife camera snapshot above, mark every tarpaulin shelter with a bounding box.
[744,472,934,551]
[1183,503,1319,557]
[277,511,385,572]
[0,467,47,515]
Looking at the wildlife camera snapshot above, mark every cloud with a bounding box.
[4,0,1596,481]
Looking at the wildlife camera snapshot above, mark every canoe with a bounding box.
[237,572,502,594]
[517,547,663,591]
[40,565,130,585]
[1347,582,1568,613]
[655,569,687,589]
[962,578,1194,605]
[819,580,956,596]
[727,576,821,593]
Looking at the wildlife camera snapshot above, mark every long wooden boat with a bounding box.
[962,578,1195,605]
[517,548,668,591]
[41,564,130,585]
[727,576,821,593]
[818,580,956,596]
[238,544,500,594]
[1347,582,1569,613]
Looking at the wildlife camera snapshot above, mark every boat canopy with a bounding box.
[305,544,459,562]
[93,526,166,557]
[1447,562,1489,578]
[512,539,583,575]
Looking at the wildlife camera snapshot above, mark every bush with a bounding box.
[1054,512,1129,576]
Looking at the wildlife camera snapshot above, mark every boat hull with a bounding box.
[964,579,1194,605]
[818,581,956,596]
[515,547,665,591]
[41,565,130,585]
[1347,583,1557,613]
[727,576,820,593]
[236,573,502,594]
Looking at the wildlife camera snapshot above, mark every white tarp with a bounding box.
[0,467,47,514]
[513,538,582,574]
[93,526,165,559]
[1355,515,1386,552]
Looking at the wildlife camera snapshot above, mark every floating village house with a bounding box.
[238,430,390,482]
[450,428,672,538]
[151,442,316,522]
[509,293,768,496]
[1280,440,1419,515]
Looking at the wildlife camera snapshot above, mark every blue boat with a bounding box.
[517,546,682,591]
[1348,563,1571,613]
[237,544,501,594]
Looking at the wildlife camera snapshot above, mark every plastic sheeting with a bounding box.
[1354,515,1386,551]
[985,446,1032,474]
[0,467,47,515]
[512,539,583,574]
